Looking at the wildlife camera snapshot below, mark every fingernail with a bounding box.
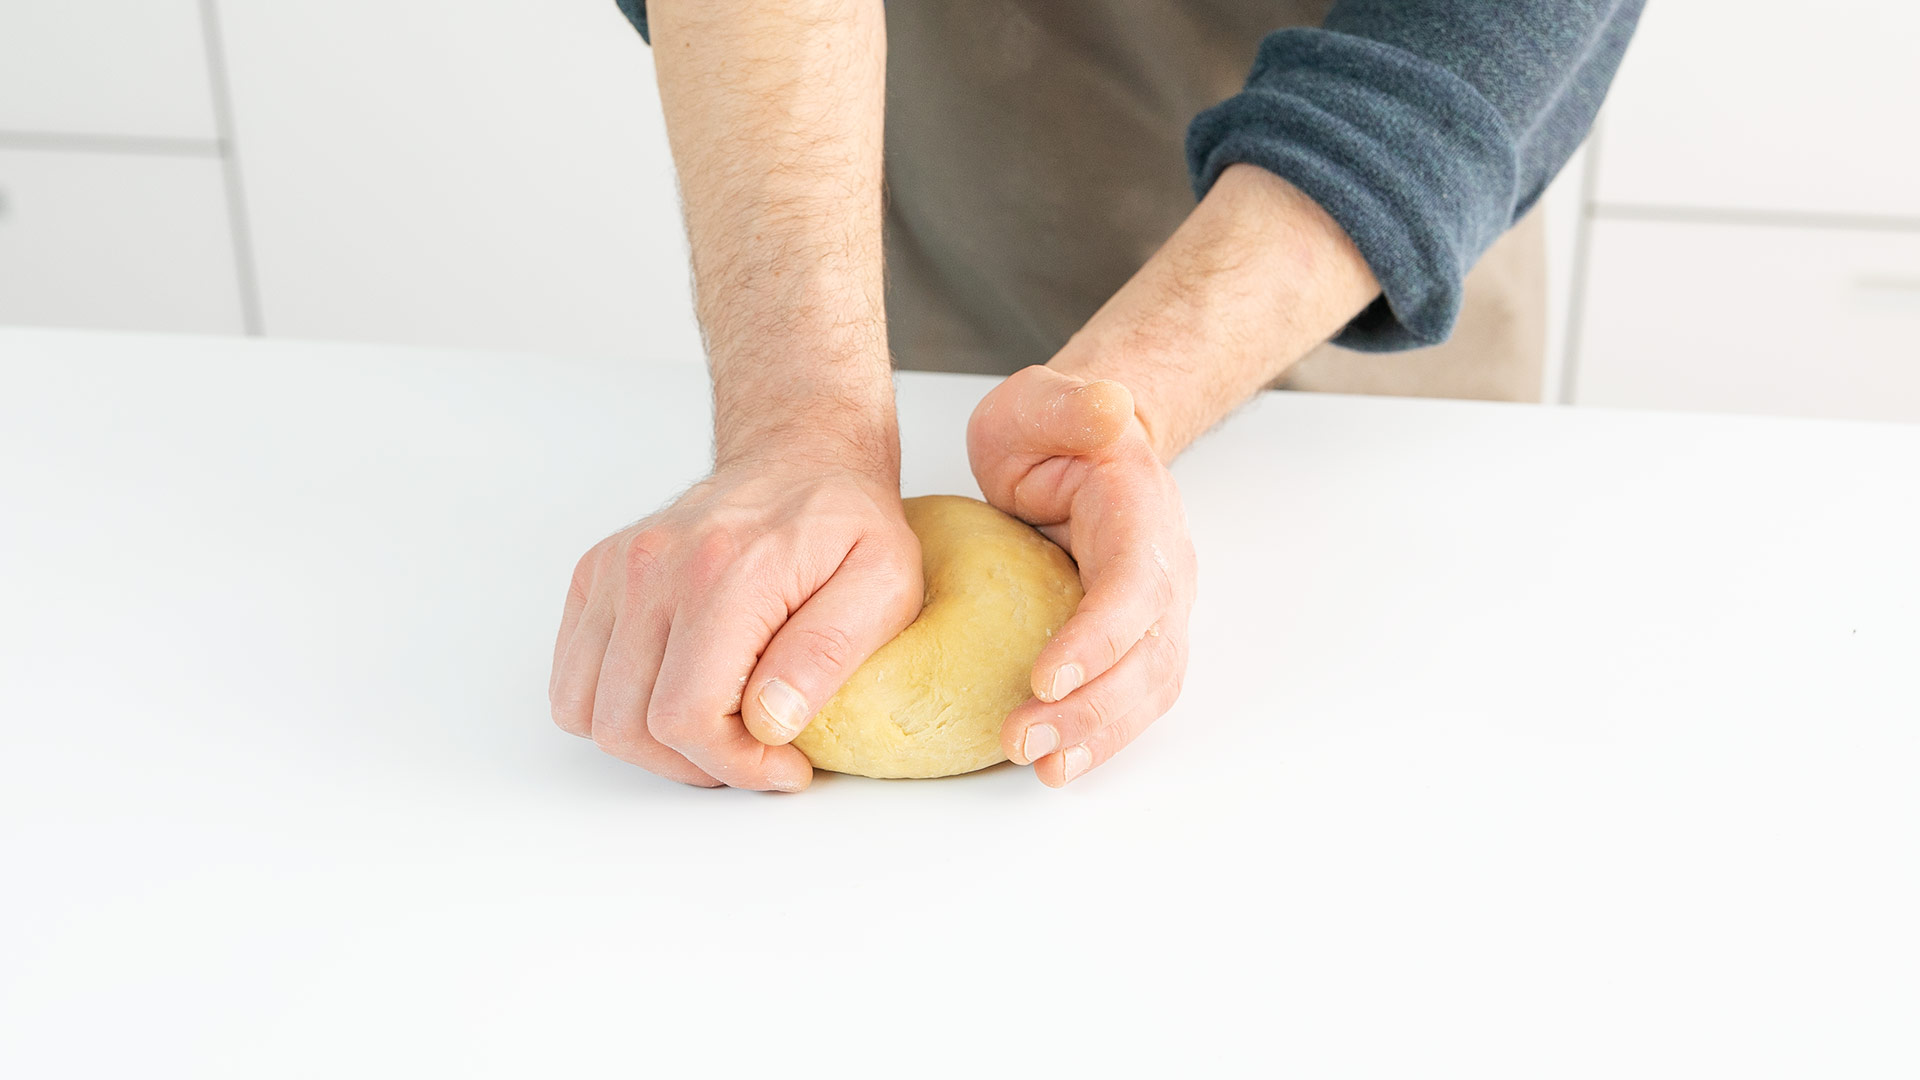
[1047,664,1083,702]
[1022,724,1060,764]
[1063,745,1093,784]
[757,678,807,738]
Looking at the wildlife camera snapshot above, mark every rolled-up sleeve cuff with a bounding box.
[1187,29,1518,352]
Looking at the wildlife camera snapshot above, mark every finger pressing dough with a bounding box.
[793,495,1082,779]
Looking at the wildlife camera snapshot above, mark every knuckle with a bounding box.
[622,529,670,583]
[646,707,703,749]
[879,546,926,614]
[886,536,923,581]
[1151,622,1182,662]
[793,621,857,676]
[1152,634,1188,699]
[684,530,741,589]
[1164,663,1188,700]
[1084,731,1119,763]
[1008,364,1050,395]
[1145,554,1177,610]
[1078,687,1121,734]
[568,552,598,602]
[549,695,591,736]
[590,722,635,758]
[1092,729,1136,767]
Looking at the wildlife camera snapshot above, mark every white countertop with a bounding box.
[3,327,1917,1077]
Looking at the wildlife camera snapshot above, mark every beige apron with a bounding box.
[882,0,1544,402]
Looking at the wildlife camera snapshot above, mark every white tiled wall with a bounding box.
[0,149,246,334]
[3,1,1915,422]
[0,0,220,141]
[0,0,244,334]
[0,0,701,362]
[213,0,701,363]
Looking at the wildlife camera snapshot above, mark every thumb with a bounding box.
[970,365,1135,461]
[741,541,922,746]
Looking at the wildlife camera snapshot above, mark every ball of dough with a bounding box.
[793,495,1082,779]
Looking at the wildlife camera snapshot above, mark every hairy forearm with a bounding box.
[649,0,894,473]
[1049,164,1380,462]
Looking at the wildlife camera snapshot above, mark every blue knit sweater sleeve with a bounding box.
[1190,1,1644,350]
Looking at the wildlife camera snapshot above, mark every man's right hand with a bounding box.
[548,460,921,791]
[565,0,906,791]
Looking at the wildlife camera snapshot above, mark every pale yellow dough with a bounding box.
[793,495,1083,779]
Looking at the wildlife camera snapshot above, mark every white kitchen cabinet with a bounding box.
[1571,218,1920,422]
[1595,1,1920,219]
[215,0,703,362]
[0,0,219,143]
[0,150,246,334]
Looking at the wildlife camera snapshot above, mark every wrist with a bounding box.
[1052,163,1378,461]
[714,372,900,480]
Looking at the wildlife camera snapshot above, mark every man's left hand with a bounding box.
[967,365,1198,786]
